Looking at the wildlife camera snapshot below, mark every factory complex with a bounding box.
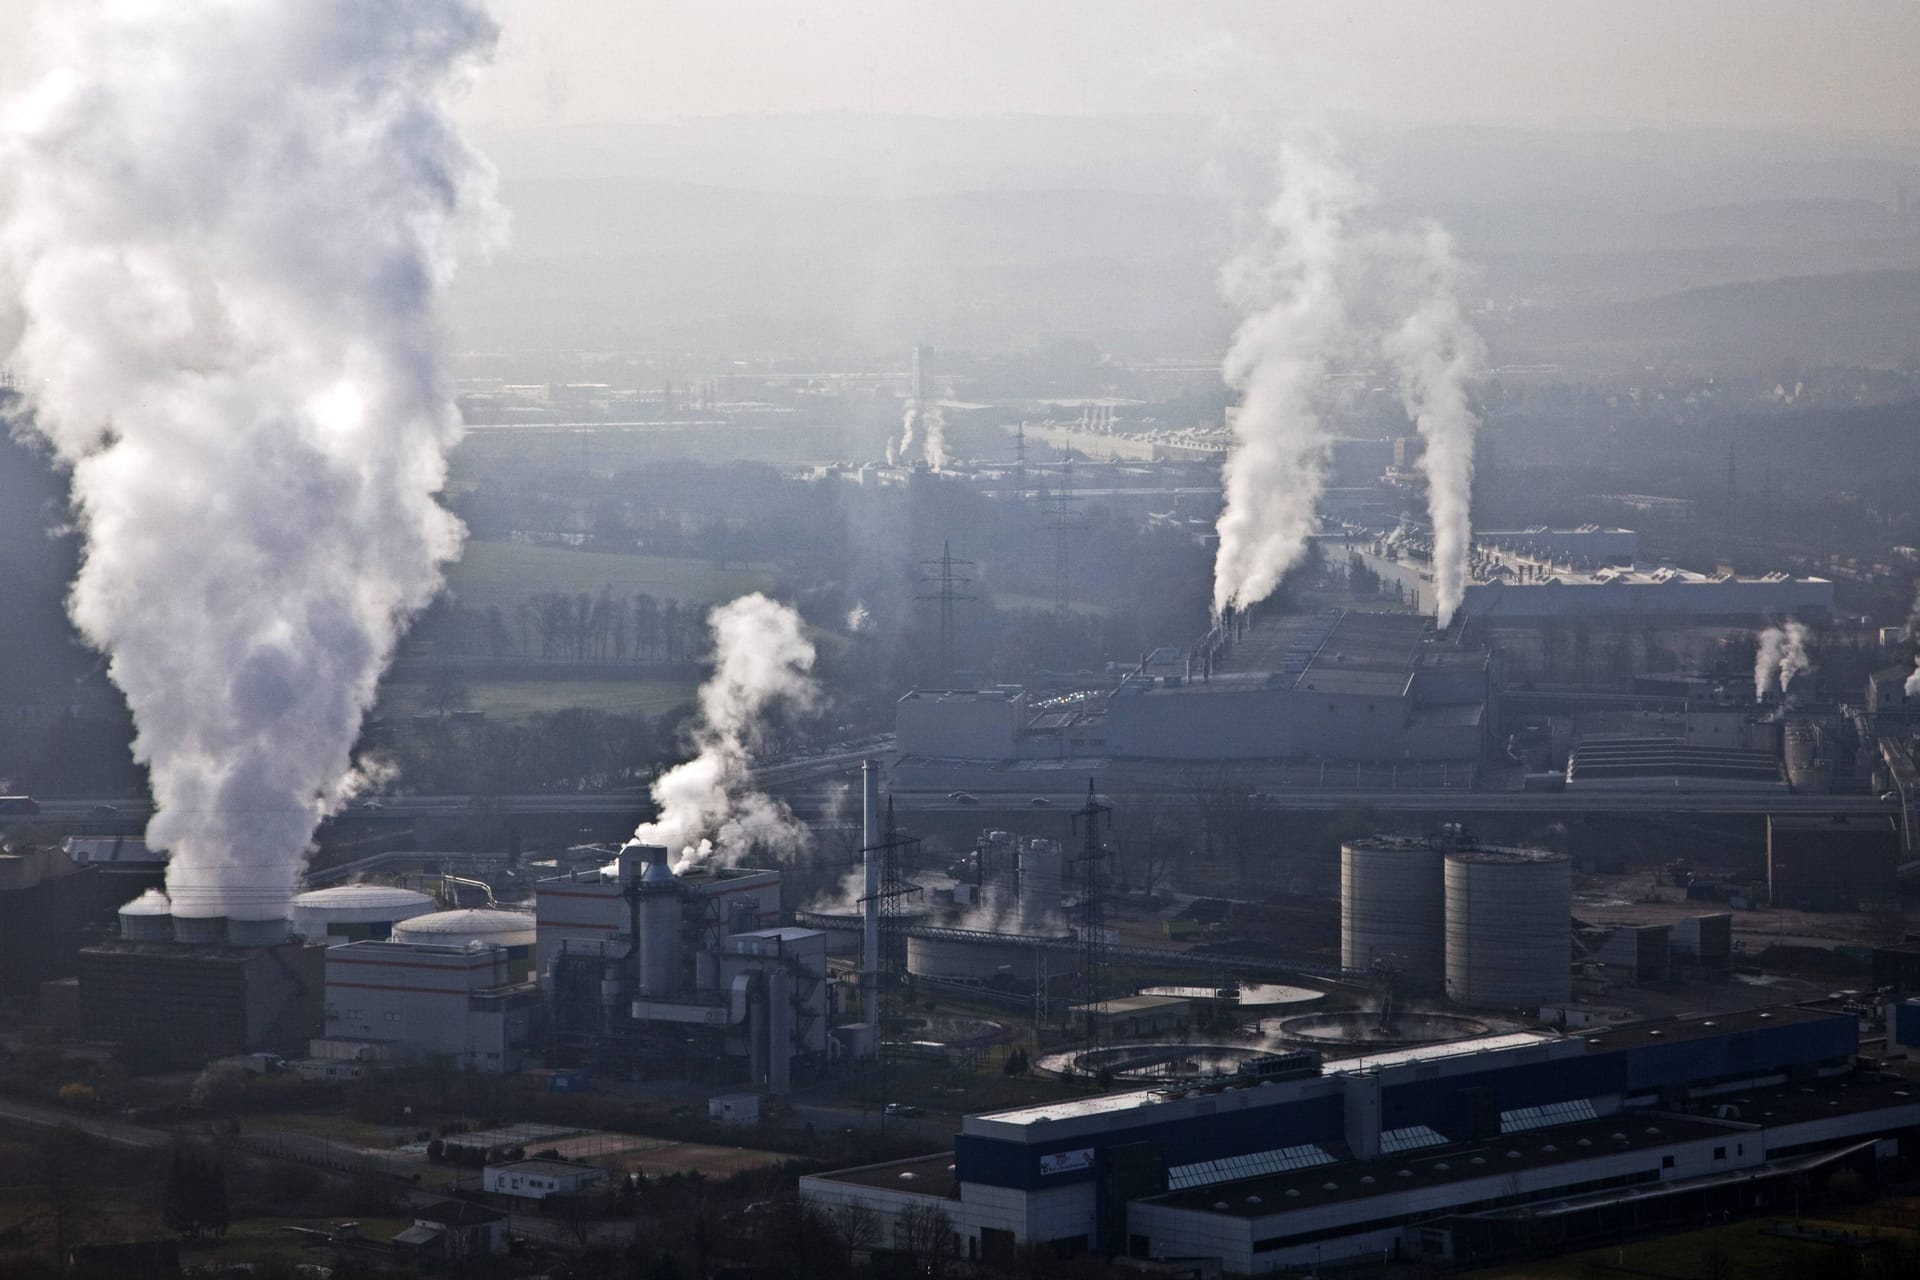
[1349,525,1834,622]
[802,1006,1920,1272]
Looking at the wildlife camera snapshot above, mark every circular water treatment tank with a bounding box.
[1342,839,1445,986]
[1444,849,1572,1008]
[907,934,1076,982]
[391,908,536,949]
[291,884,437,943]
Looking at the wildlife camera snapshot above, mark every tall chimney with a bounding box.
[862,758,881,991]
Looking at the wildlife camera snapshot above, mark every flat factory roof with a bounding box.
[809,1152,960,1198]
[1575,1005,1838,1054]
[1145,1112,1738,1219]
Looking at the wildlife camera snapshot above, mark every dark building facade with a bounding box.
[78,940,325,1071]
[1766,813,1900,910]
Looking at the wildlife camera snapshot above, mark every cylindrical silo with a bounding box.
[637,858,682,998]
[290,884,436,944]
[118,890,174,942]
[392,908,538,980]
[1018,838,1063,928]
[1341,838,1446,988]
[1443,849,1572,1009]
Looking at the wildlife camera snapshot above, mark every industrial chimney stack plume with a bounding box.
[0,2,501,921]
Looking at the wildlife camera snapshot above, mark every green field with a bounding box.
[380,676,698,723]
[442,539,777,614]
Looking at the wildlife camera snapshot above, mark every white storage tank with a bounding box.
[290,884,436,944]
[391,908,537,981]
[118,890,174,942]
[1341,837,1446,987]
[1443,848,1572,1009]
[1018,838,1064,928]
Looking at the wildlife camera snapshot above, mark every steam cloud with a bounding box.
[1754,622,1811,701]
[1384,226,1485,628]
[1212,140,1484,620]
[1906,658,1920,699]
[894,402,947,469]
[0,4,499,919]
[634,594,821,869]
[1212,142,1358,617]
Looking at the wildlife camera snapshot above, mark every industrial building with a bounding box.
[802,1007,1918,1272]
[1339,834,1571,1008]
[319,936,537,1073]
[534,842,835,1091]
[1766,814,1901,910]
[0,843,158,1009]
[1350,527,1834,622]
[895,611,1492,770]
[79,900,324,1071]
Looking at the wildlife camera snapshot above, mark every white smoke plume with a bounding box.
[1383,225,1485,629]
[635,594,821,869]
[897,404,918,462]
[1754,627,1786,701]
[846,602,872,633]
[1777,621,1811,692]
[1754,622,1812,701]
[1906,657,1920,699]
[1211,141,1360,616]
[922,404,948,470]
[0,5,499,920]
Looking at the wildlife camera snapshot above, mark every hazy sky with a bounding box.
[0,1,1912,139]
[468,0,1916,136]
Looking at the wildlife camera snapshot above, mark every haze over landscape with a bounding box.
[1,4,1919,1277]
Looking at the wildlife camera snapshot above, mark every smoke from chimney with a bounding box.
[0,4,500,920]
[1754,622,1811,702]
[634,594,821,869]
[1212,139,1358,617]
[1383,224,1484,629]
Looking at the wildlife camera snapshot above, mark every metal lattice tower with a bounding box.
[1043,458,1082,618]
[1070,780,1113,1058]
[916,540,975,687]
[858,800,922,1118]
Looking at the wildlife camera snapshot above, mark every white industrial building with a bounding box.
[319,935,537,1073]
[483,1157,607,1202]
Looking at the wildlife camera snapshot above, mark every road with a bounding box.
[0,1094,171,1149]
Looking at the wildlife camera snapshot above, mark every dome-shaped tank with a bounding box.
[392,908,537,980]
[1341,838,1445,988]
[1018,838,1063,928]
[118,889,173,942]
[1443,849,1571,1009]
[290,884,436,943]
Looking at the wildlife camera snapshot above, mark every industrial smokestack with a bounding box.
[861,758,881,990]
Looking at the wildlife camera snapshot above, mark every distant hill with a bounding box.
[1489,270,1920,366]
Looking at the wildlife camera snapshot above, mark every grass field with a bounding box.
[379,676,699,723]
[443,540,777,614]
[1478,1199,1920,1279]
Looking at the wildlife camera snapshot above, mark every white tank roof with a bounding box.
[391,908,535,946]
[293,885,436,911]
